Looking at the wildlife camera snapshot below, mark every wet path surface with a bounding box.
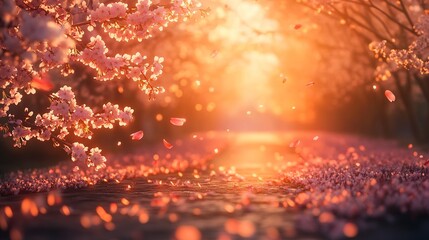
[0,132,313,240]
[2,132,429,240]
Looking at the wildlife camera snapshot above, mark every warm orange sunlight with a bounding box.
[2,0,429,240]
[147,0,321,131]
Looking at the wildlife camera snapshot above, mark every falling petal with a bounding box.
[31,75,54,91]
[130,131,144,141]
[170,118,186,126]
[163,139,173,149]
[306,81,315,87]
[294,24,302,30]
[210,50,219,58]
[289,139,300,148]
[280,73,287,83]
[385,90,396,102]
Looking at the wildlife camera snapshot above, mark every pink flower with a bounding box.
[50,102,70,116]
[89,147,106,170]
[71,142,88,162]
[72,105,94,121]
[57,86,75,101]
[118,107,134,126]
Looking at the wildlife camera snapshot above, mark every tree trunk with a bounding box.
[393,72,422,141]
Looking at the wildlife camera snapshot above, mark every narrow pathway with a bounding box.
[0,132,311,240]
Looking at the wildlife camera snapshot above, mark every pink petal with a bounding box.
[163,139,173,149]
[289,139,301,148]
[306,81,315,87]
[385,90,396,102]
[170,118,186,126]
[31,75,54,91]
[130,130,144,140]
[210,50,219,58]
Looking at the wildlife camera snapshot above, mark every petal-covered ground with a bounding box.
[1,131,429,239]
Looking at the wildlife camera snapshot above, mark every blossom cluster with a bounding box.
[1,2,76,73]
[0,63,34,117]
[0,0,201,168]
[5,86,134,170]
[369,15,429,81]
[77,36,166,95]
[89,0,201,41]
[369,45,428,81]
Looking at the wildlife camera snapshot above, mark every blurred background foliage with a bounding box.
[2,0,429,171]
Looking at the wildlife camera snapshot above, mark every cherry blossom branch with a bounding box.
[0,0,200,169]
[71,21,91,27]
[368,0,416,35]
[398,0,415,31]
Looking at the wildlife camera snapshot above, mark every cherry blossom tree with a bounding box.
[0,0,201,170]
[99,0,285,133]
[293,0,429,141]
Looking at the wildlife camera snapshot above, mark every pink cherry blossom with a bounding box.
[0,0,200,169]
[71,143,88,163]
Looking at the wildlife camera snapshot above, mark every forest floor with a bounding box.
[1,131,429,240]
